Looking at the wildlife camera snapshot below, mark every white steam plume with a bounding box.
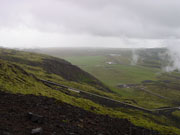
[131,50,139,65]
[163,39,180,72]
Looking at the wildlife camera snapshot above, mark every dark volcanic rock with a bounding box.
[31,127,43,135]
[28,112,44,124]
[0,91,159,135]
[0,130,12,135]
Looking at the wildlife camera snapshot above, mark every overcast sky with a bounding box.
[0,0,180,48]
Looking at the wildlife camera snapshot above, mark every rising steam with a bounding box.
[163,39,180,72]
[131,50,139,65]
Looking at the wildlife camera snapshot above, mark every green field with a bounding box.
[66,55,159,88]
[64,55,174,109]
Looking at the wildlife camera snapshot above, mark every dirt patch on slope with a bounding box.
[0,91,159,135]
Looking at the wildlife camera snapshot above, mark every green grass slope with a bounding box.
[0,48,110,92]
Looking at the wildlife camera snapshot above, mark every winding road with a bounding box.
[38,79,180,114]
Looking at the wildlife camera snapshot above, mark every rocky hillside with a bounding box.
[0,91,158,135]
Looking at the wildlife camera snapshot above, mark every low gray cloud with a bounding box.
[1,0,180,38]
[0,0,180,48]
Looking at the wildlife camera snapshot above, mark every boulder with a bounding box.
[31,127,43,135]
[27,112,44,124]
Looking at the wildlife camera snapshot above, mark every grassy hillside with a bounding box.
[29,47,180,108]
[29,47,180,105]
[1,48,180,134]
[0,48,110,92]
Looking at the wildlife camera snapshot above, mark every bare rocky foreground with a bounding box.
[0,91,159,135]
